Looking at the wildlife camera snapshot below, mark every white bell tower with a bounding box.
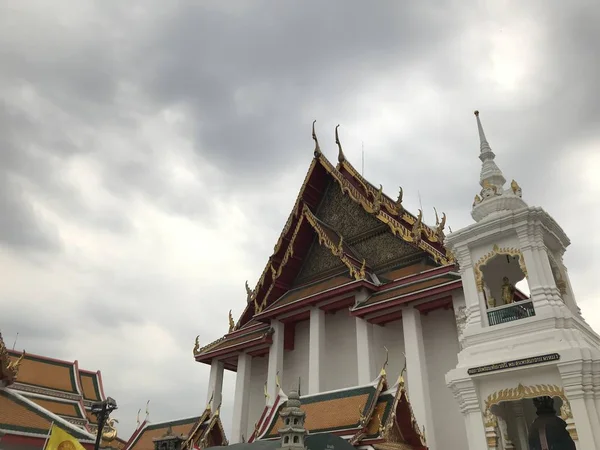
[445,111,600,450]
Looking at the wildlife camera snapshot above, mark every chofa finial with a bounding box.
[312,120,321,157]
[335,124,346,163]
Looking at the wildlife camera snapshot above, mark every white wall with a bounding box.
[282,320,310,392]
[323,310,358,391]
[422,308,467,450]
[372,320,406,384]
[246,355,268,438]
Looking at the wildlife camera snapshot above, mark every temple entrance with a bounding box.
[483,385,579,450]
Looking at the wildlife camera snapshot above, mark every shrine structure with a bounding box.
[192,113,600,450]
[0,333,126,450]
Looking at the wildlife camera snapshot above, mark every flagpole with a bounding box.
[42,422,55,450]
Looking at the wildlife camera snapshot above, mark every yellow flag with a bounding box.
[45,424,87,450]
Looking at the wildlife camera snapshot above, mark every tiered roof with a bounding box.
[0,334,125,449]
[194,124,458,368]
[125,405,227,450]
[249,371,426,450]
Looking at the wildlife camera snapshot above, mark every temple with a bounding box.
[193,113,600,450]
[0,333,126,450]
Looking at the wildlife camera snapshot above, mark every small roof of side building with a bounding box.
[250,371,426,450]
[125,406,227,450]
[0,334,123,450]
[0,388,95,442]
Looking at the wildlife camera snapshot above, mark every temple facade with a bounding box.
[193,114,600,450]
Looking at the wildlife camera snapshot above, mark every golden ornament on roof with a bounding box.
[7,350,25,373]
[193,335,201,356]
[335,124,346,163]
[228,310,235,333]
[336,235,344,255]
[245,281,254,303]
[312,120,321,157]
[380,346,389,377]
[359,259,367,279]
[102,418,118,442]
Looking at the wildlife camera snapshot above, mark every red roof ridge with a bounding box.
[8,349,102,375]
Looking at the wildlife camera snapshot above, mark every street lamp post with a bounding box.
[91,397,118,450]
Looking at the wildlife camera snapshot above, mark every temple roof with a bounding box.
[0,337,124,449]
[125,407,227,450]
[250,372,426,450]
[194,128,456,364]
[0,388,95,442]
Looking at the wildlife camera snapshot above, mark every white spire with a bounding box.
[474,111,506,189]
[471,110,527,222]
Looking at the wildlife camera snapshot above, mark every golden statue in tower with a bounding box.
[501,277,515,304]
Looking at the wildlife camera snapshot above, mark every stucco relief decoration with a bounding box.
[483,384,577,443]
[547,253,568,297]
[454,305,467,347]
[474,244,528,292]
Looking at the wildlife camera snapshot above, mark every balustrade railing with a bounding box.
[487,300,535,326]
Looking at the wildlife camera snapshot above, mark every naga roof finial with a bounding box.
[312,120,321,157]
[335,124,346,163]
[193,335,200,355]
[380,346,389,377]
[228,310,235,333]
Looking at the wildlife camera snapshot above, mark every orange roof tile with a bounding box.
[28,397,82,418]
[262,385,378,438]
[128,417,200,450]
[0,390,51,433]
[379,263,431,281]
[196,327,271,357]
[10,353,77,393]
[362,275,460,306]
[265,275,353,311]
[79,372,101,401]
[0,390,94,441]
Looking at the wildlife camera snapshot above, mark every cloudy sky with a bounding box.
[1,0,599,440]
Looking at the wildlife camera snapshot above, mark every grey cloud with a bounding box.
[133,1,466,174]
[0,174,62,252]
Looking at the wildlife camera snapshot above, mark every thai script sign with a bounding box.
[468,353,560,375]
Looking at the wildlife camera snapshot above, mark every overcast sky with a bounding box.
[1,0,599,441]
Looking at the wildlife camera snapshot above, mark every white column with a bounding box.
[309,307,325,394]
[402,307,437,449]
[510,402,529,450]
[266,320,284,404]
[448,379,488,450]
[454,244,483,331]
[593,360,600,426]
[207,359,224,412]
[355,317,376,385]
[231,353,252,444]
[560,364,600,449]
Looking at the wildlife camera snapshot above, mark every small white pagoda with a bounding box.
[445,111,600,449]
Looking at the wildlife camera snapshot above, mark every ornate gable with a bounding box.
[294,236,346,286]
[316,181,383,239]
